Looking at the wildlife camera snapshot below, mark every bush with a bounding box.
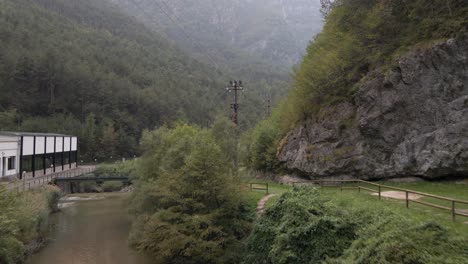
[326,218,468,264]
[0,185,62,263]
[245,187,359,264]
[102,181,123,192]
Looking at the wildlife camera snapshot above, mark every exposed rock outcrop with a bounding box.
[278,35,468,180]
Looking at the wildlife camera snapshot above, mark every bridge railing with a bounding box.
[1,166,96,193]
[291,179,468,222]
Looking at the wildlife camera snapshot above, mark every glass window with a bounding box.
[63,152,70,165]
[21,155,33,172]
[34,154,44,171]
[71,151,77,163]
[55,152,62,167]
[45,154,54,169]
[8,156,15,170]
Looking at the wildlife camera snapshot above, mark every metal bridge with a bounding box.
[53,174,131,193]
[53,175,131,184]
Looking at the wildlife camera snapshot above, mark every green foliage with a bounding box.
[101,181,124,192]
[0,186,62,264]
[327,221,468,264]
[241,105,287,171]
[245,187,468,264]
[210,116,239,169]
[285,0,467,125]
[245,187,358,264]
[129,123,251,263]
[95,159,138,178]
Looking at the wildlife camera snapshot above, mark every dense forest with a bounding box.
[243,0,468,172]
[0,0,288,161]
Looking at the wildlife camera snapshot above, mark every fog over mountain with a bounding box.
[108,0,324,68]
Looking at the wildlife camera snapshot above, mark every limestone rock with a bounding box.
[278,35,468,180]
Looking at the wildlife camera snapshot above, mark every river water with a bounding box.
[26,193,152,264]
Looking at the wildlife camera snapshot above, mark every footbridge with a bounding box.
[1,166,96,192]
[53,174,131,193]
[53,175,131,184]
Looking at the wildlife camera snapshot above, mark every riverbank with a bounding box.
[0,185,62,264]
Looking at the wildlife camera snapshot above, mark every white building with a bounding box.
[0,132,78,180]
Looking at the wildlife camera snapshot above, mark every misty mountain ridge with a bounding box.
[108,0,323,68]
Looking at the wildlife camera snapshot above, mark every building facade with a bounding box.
[0,132,78,180]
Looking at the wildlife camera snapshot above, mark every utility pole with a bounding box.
[226,80,244,125]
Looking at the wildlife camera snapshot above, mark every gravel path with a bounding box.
[256,194,277,216]
[371,191,423,200]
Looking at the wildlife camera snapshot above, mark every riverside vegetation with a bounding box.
[0,186,62,264]
[127,118,253,263]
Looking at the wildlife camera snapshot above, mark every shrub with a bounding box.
[0,185,61,263]
[326,218,468,264]
[245,187,359,264]
[102,181,123,192]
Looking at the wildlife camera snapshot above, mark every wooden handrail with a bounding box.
[291,178,468,221]
[358,186,376,192]
[409,199,452,211]
[358,180,468,204]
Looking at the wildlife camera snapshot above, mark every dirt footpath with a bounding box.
[371,191,423,200]
[256,194,277,216]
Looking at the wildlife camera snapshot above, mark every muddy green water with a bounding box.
[26,193,152,264]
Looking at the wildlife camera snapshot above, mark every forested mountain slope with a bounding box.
[108,0,323,67]
[244,0,468,180]
[0,0,279,161]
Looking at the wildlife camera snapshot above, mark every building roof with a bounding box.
[0,131,74,137]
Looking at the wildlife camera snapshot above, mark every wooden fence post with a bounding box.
[406,191,409,208]
[266,183,269,194]
[378,185,381,200]
[452,201,456,222]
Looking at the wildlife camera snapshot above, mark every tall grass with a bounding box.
[0,185,62,264]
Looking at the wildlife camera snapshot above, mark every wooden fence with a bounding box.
[292,179,468,222]
[248,182,269,194]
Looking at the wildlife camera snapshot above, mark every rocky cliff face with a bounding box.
[278,36,468,180]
